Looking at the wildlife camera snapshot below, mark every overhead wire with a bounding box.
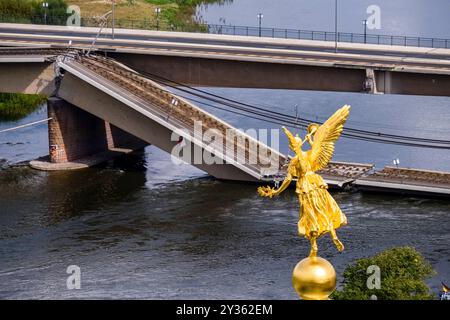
[120,62,450,146]
[90,56,450,149]
[179,94,450,149]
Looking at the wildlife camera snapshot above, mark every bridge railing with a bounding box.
[205,25,450,48]
[1,14,449,49]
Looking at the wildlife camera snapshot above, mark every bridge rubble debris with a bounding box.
[354,166,450,197]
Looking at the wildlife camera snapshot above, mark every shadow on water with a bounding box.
[42,151,148,225]
[0,150,147,235]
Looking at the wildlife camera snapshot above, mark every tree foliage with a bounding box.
[145,0,232,29]
[0,93,46,121]
[0,0,68,25]
[332,246,436,300]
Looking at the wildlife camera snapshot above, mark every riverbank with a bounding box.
[0,0,226,27]
[65,0,230,29]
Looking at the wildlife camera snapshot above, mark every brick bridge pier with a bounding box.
[31,97,147,170]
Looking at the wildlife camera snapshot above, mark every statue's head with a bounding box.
[305,123,320,145]
[282,127,303,154]
[307,123,319,136]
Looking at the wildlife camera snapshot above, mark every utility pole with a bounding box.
[155,7,161,31]
[87,11,113,56]
[363,19,367,43]
[112,0,115,39]
[334,0,338,53]
[257,13,263,37]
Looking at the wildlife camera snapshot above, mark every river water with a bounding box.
[197,0,450,38]
[1,1,450,299]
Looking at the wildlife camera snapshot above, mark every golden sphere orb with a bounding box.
[292,256,336,300]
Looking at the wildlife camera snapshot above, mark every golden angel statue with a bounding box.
[258,105,350,258]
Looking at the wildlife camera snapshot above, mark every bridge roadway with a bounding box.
[1,23,450,58]
[1,23,450,96]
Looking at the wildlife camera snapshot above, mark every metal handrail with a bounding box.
[1,14,449,49]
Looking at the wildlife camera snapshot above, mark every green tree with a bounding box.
[31,0,69,25]
[332,246,436,300]
[0,0,69,25]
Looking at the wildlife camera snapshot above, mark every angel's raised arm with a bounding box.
[282,126,297,142]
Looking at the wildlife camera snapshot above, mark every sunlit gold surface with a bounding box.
[258,105,350,257]
[292,257,336,300]
[258,105,350,300]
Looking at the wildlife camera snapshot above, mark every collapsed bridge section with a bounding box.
[57,55,285,181]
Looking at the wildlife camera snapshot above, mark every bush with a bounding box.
[0,93,46,121]
[146,0,232,29]
[332,246,436,300]
[0,0,33,17]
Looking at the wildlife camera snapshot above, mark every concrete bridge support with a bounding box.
[36,97,147,168]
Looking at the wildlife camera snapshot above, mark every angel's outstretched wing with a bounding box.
[307,105,350,171]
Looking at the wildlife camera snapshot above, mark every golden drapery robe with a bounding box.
[290,146,347,239]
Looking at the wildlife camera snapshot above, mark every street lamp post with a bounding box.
[363,19,368,44]
[257,13,263,37]
[155,7,161,30]
[334,0,338,52]
[42,2,48,25]
[111,0,115,39]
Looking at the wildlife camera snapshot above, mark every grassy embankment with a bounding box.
[66,0,230,30]
[144,0,230,29]
[1,0,230,28]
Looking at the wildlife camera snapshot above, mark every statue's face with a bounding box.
[289,136,303,154]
